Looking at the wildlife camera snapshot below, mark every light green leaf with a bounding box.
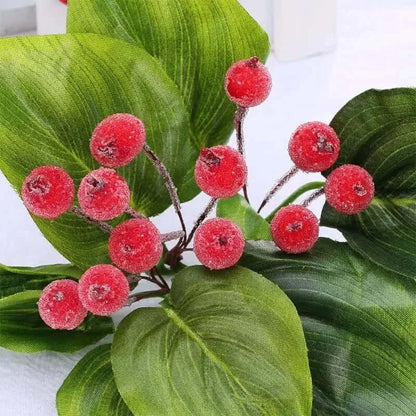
[241,238,416,415]
[0,263,81,299]
[67,0,270,147]
[0,34,196,268]
[217,194,272,240]
[322,88,416,278]
[57,344,132,416]
[0,290,113,353]
[112,266,311,416]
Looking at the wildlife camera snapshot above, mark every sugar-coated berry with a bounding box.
[225,57,272,107]
[78,264,129,316]
[77,168,130,221]
[194,218,245,270]
[194,145,247,198]
[108,218,163,274]
[21,165,75,220]
[90,114,146,168]
[288,122,341,172]
[38,279,87,330]
[325,164,375,215]
[271,205,319,254]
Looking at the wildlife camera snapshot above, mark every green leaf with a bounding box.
[321,88,416,278]
[0,34,196,268]
[241,238,416,415]
[0,290,113,353]
[57,344,132,416]
[112,265,311,416]
[0,263,81,299]
[217,194,272,240]
[67,0,270,147]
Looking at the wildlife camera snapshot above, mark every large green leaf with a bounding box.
[0,290,113,353]
[217,194,272,240]
[0,34,196,268]
[57,344,132,416]
[241,238,416,415]
[67,0,270,147]
[112,266,311,416]
[321,88,416,278]
[0,263,81,299]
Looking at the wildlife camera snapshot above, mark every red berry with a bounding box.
[108,219,163,274]
[77,168,130,221]
[90,114,146,168]
[224,57,272,107]
[21,165,75,220]
[271,205,319,254]
[325,164,375,215]
[38,279,87,330]
[194,145,247,198]
[288,122,341,172]
[194,218,245,270]
[78,264,129,316]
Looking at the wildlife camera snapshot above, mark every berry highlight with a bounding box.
[194,218,245,270]
[90,113,146,168]
[78,264,130,316]
[225,57,272,107]
[194,145,247,198]
[21,165,75,220]
[108,218,163,274]
[77,168,130,221]
[38,279,87,330]
[288,121,341,172]
[325,164,375,214]
[271,205,319,254]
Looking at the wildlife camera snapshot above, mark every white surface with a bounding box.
[0,0,36,36]
[1,1,416,415]
[36,0,67,35]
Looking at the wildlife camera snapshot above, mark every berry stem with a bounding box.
[161,230,185,243]
[234,106,250,203]
[70,206,113,233]
[301,187,325,207]
[125,207,146,219]
[265,181,325,221]
[125,288,170,306]
[257,166,300,214]
[143,144,187,241]
[151,267,169,289]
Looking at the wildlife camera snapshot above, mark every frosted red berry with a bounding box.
[194,145,247,198]
[225,57,272,107]
[271,205,319,254]
[21,165,75,220]
[77,168,130,221]
[288,121,341,172]
[194,218,245,270]
[325,164,375,215]
[108,218,163,274]
[38,279,87,330]
[90,113,146,168]
[78,264,129,316]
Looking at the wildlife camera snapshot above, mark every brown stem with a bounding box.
[143,144,187,240]
[69,206,113,233]
[301,187,325,207]
[124,207,146,219]
[161,230,185,243]
[257,166,300,214]
[125,288,169,306]
[234,106,250,203]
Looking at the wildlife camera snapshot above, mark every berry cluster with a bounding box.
[24,57,375,330]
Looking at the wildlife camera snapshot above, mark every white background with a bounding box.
[1,1,416,415]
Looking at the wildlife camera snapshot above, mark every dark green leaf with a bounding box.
[322,88,416,278]
[241,238,416,415]
[57,344,132,416]
[217,194,272,240]
[0,263,81,299]
[67,0,270,147]
[112,266,311,416]
[0,290,113,353]
[0,34,196,268]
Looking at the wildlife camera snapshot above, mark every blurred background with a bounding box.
[1,1,416,415]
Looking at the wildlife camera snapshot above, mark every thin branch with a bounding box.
[161,230,185,243]
[257,166,300,214]
[124,207,146,219]
[301,187,325,207]
[234,106,250,203]
[125,288,169,306]
[69,206,113,233]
